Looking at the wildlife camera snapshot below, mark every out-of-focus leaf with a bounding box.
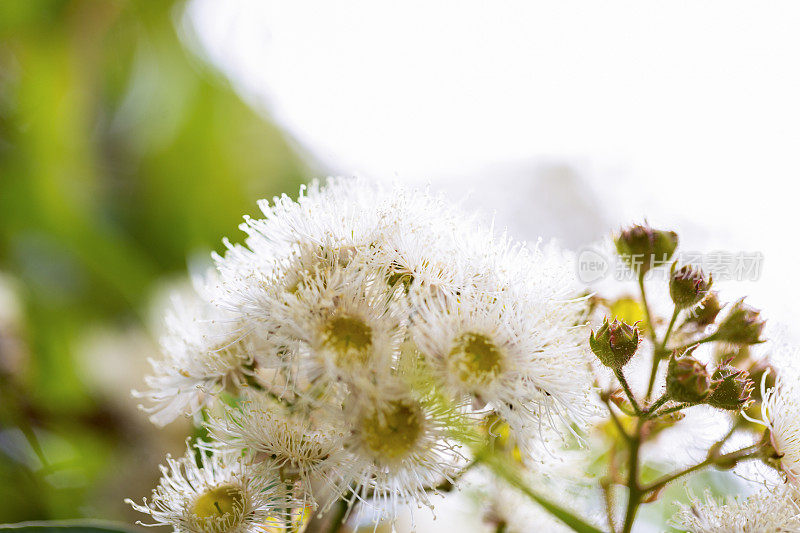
[609,296,647,328]
[0,0,308,525]
[0,520,137,533]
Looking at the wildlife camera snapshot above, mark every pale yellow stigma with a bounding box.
[449,332,505,387]
[191,484,244,531]
[322,313,373,367]
[360,399,425,460]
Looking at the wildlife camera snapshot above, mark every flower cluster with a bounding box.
[128,178,594,531]
[673,486,800,533]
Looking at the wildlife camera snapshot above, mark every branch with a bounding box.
[638,273,657,346]
[669,333,719,355]
[604,399,632,442]
[640,444,764,494]
[477,451,605,533]
[614,369,643,416]
[650,403,691,418]
[646,394,669,416]
[620,418,644,533]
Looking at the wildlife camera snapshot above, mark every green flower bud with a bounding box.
[684,292,723,328]
[714,299,766,345]
[614,224,678,276]
[589,318,640,369]
[666,347,714,404]
[707,365,754,411]
[669,263,712,310]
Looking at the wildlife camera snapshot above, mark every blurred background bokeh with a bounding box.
[0,0,310,525]
[2,1,800,531]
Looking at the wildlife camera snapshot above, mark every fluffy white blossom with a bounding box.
[673,486,800,533]
[206,393,347,503]
[135,177,595,525]
[126,443,294,533]
[758,368,800,485]
[331,379,465,521]
[265,259,409,386]
[135,278,255,426]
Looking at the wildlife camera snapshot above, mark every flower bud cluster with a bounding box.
[665,347,754,409]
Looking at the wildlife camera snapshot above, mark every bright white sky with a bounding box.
[183,1,800,332]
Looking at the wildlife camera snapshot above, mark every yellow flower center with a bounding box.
[322,314,373,367]
[360,399,425,460]
[191,484,244,530]
[449,332,504,387]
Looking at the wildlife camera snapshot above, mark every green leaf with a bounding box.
[0,520,137,533]
[474,449,606,533]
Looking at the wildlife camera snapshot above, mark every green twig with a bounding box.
[477,451,604,533]
[651,403,691,418]
[639,275,661,402]
[614,369,643,416]
[646,393,669,416]
[660,308,680,353]
[621,419,644,533]
[640,444,763,494]
[638,273,657,345]
[669,333,719,355]
[605,400,632,442]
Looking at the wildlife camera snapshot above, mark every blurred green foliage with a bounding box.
[0,0,308,525]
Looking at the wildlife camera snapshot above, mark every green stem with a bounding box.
[670,333,718,355]
[707,424,737,457]
[605,401,632,442]
[478,452,604,533]
[601,478,618,533]
[645,307,679,402]
[646,393,669,416]
[621,419,643,533]
[652,403,691,418]
[614,369,643,415]
[660,308,680,352]
[638,273,657,345]
[641,444,763,494]
[639,275,662,402]
[621,283,666,533]
[643,354,661,404]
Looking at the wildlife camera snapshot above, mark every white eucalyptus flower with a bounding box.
[135,280,255,426]
[673,486,800,533]
[134,177,597,524]
[126,443,294,533]
[332,379,465,522]
[206,393,346,503]
[411,273,593,455]
[759,368,800,485]
[269,260,409,386]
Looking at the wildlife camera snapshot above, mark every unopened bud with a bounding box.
[684,292,723,328]
[707,365,754,411]
[590,318,640,369]
[614,224,678,276]
[669,263,712,310]
[666,347,714,404]
[714,299,766,345]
